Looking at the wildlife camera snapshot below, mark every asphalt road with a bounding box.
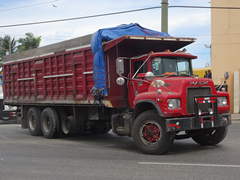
[0,120,240,180]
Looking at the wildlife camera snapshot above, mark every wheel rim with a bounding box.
[29,113,36,130]
[140,121,162,145]
[62,117,70,134]
[43,116,51,132]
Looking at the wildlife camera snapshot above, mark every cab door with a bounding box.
[128,59,149,109]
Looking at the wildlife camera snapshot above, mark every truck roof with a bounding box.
[3,34,195,64]
[103,35,196,54]
[131,51,198,60]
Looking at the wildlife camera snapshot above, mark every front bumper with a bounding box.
[166,113,231,132]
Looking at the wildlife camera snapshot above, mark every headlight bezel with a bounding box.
[167,99,180,109]
[217,97,228,106]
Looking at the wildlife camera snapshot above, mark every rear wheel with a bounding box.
[27,107,42,136]
[56,108,67,137]
[41,107,60,139]
[192,126,228,145]
[132,110,175,155]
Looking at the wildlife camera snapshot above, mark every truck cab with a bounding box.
[113,48,231,154]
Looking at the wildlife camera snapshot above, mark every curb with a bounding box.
[231,114,240,121]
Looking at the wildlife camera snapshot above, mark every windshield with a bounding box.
[151,57,193,76]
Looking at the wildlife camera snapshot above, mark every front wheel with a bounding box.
[132,110,175,155]
[192,126,228,145]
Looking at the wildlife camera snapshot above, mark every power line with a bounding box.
[0,0,58,12]
[1,5,240,28]
[169,5,240,9]
[0,6,160,28]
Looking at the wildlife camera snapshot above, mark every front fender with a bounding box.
[134,100,163,118]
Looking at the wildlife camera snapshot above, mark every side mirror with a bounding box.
[116,58,124,75]
[224,72,229,81]
[216,71,229,91]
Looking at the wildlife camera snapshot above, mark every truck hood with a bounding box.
[148,77,216,94]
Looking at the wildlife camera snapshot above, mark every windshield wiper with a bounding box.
[160,74,178,78]
[179,74,194,77]
[160,73,193,78]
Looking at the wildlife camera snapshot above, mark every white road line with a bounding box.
[138,162,240,168]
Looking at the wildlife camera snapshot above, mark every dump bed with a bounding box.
[3,34,195,108]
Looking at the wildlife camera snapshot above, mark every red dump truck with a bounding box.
[2,31,231,154]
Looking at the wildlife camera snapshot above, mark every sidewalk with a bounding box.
[231,114,240,120]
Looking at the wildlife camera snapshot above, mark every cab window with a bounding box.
[133,60,148,76]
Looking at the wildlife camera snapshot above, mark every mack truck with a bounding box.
[2,24,231,154]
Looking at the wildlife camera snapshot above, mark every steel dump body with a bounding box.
[3,35,195,108]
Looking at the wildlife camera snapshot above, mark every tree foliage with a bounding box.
[0,35,17,72]
[0,32,41,72]
[17,33,41,52]
[0,35,17,55]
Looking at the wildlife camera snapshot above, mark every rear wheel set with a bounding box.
[27,107,65,139]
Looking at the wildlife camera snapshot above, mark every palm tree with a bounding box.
[0,35,17,72]
[17,33,41,52]
[0,35,17,55]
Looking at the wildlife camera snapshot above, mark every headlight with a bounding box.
[199,109,202,116]
[208,108,214,115]
[218,97,227,106]
[168,99,180,109]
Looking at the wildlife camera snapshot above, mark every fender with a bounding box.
[135,100,163,117]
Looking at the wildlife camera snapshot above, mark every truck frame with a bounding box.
[2,33,231,154]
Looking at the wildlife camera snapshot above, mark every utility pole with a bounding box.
[204,44,211,67]
[8,36,11,55]
[161,0,168,33]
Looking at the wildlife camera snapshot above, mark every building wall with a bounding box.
[211,0,240,113]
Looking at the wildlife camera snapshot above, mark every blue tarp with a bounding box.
[90,23,170,96]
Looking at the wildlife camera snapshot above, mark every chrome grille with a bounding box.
[187,87,212,114]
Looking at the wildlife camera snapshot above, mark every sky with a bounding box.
[0,0,212,68]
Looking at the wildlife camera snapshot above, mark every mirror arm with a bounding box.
[162,85,171,93]
[218,82,224,91]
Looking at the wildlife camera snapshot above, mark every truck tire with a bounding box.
[56,108,67,137]
[132,110,175,155]
[27,107,42,136]
[41,107,60,139]
[192,126,228,145]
